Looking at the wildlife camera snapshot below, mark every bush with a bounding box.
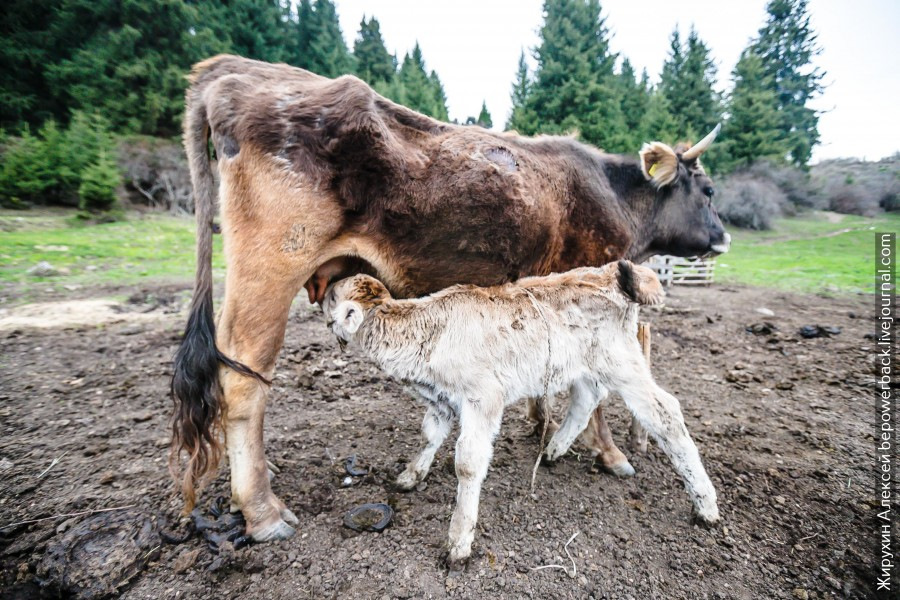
[811,157,900,216]
[824,183,879,216]
[117,136,192,213]
[78,151,121,211]
[743,160,816,210]
[0,112,119,210]
[714,174,786,230]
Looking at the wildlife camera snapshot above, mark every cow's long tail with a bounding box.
[170,80,268,512]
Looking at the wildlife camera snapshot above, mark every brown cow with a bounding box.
[171,55,729,542]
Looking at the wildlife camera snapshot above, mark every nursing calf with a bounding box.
[323,262,720,567]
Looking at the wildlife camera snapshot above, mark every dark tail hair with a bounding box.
[616,260,664,306]
[170,79,268,512]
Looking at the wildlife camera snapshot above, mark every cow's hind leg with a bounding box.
[580,404,635,477]
[217,265,306,542]
[397,404,452,490]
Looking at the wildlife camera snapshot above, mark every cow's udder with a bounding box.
[304,256,377,304]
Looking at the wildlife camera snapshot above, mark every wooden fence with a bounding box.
[644,255,717,287]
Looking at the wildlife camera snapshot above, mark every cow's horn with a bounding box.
[681,123,721,161]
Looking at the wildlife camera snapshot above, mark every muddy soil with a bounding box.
[0,283,879,599]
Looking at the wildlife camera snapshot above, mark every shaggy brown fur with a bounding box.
[171,55,728,536]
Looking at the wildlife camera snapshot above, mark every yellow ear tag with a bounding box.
[648,163,659,177]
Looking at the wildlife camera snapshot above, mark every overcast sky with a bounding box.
[334,0,899,162]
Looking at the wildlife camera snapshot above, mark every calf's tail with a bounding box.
[170,80,268,512]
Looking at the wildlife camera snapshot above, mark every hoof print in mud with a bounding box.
[37,509,161,600]
[191,497,252,552]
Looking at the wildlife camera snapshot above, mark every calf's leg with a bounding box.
[397,404,452,490]
[447,396,503,569]
[545,379,604,462]
[614,372,719,523]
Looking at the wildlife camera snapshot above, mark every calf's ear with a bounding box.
[639,142,679,188]
[337,300,365,335]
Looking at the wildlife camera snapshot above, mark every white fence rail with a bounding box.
[644,255,716,287]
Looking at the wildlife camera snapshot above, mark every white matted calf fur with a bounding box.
[322,261,719,568]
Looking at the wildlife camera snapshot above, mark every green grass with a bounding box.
[0,211,223,296]
[716,211,900,294]
[1,209,897,301]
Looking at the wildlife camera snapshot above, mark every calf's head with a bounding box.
[639,124,730,257]
[323,274,392,347]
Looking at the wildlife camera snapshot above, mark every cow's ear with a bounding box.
[639,142,679,188]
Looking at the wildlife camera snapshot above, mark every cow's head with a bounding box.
[639,124,730,257]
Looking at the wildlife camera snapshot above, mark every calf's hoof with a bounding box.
[395,467,423,491]
[445,550,470,573]
[694,504,720,527]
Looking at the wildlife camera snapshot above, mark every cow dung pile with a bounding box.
[36,510,161,599]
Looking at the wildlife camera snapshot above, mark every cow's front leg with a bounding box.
[447,395,503,570]
[525,396,560,437]
[397,404,452,490]
[218,266,304,542]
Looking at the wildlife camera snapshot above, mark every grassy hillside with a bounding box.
[0,209,896,301]
[716,211,900,294]
[0,210,223,293]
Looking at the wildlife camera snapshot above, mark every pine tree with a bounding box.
[615,59,650,149]
[524,0,627,151]
[393,44,448,120]
[428,70,449,121]
[506,50,533,131]
[295,0,354,77]
[659,26,722,143]
[476,101,493,128]
[751,0,824,166]
[353,17,395,85]
[720,50,787,171]
[196,0,292,64]
[642,88,680,145]
[42,0,203,136]
[78,149,121,211]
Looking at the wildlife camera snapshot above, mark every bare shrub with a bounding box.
[743,160,815,211]
[117,136,192,213]
[714,174,786,230]
[811,156,900,216]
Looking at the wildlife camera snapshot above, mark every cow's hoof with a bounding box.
[250,518,297,542]
[605,459,636,478]
[594,448,635,478]
[281,508,300,526]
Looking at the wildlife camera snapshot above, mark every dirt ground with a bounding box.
[0,282,879,599]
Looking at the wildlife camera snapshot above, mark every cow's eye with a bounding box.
[703,186,715,198]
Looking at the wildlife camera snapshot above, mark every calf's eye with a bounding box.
[703,186,715,198]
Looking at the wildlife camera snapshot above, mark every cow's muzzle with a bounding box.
[709,232,731,255]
